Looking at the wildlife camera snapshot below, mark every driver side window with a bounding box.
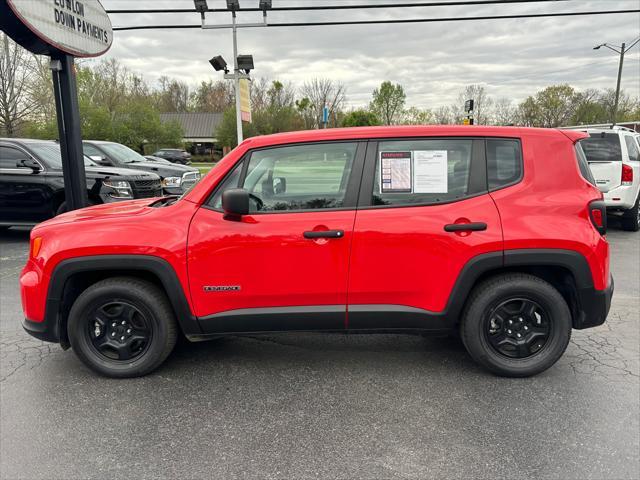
[210,143,357,212]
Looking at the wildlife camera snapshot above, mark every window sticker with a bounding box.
[380,151,412,192]
[413,150,448,193]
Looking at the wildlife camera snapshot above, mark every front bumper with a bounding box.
[23,317,60,343]
[574,275,614,329]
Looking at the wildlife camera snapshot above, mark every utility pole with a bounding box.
[613,42,625,126]
[231,10,243,144]
[594,37,640,125]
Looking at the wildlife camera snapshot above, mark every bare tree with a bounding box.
[456,84,493,125]
[433,105,454,125]
[493,97,516,126]
[300,78,346,128]
[0,34,38,136]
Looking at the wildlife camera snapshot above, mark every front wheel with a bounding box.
[67,277,178,378]
[460,273,572,377]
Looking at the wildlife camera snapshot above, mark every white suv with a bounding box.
[575,126,640,231]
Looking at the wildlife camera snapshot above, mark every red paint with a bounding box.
[20,126,610,326]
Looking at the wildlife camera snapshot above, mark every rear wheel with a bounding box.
[461,273,572,377]
[621,195,640,232]
[67,277,178,378]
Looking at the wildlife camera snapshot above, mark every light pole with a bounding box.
[196,0,270,146]
[593,37,640,125]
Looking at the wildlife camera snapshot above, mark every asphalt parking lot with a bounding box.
[1,224,638,480]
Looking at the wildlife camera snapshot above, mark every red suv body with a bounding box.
[20,126,613,378]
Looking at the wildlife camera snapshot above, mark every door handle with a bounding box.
[444,222,487,232]
[303,229,345,239]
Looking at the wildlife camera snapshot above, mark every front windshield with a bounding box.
[100,143,147,164]
[29,143,96,168]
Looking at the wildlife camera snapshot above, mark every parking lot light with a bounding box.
[193,0,208,13]
[236,54,254,74]
[209,55,229,73]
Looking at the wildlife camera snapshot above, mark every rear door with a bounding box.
[580,132,623,192]
[347,137,504,329]
[187,141,365,333]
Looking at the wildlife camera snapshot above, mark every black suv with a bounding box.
[152,148,192,164]
[83,141,200,194]
[0,139,162,228]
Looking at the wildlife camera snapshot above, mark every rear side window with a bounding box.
[580,133,622,162]
[372,139,473,206]
[575,143,597,186]
[624,136,639,162]
[487,139,523,190]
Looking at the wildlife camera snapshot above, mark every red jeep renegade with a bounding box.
[20,126,613,378]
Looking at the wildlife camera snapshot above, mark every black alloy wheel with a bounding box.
[484,298,551,359]
[87,301,152,361]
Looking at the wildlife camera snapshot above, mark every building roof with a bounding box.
[160,112,223,142]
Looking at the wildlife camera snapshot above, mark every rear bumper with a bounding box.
[603,184,639,210]
[574,275,614,329]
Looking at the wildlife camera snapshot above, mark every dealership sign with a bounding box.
[0,0,112,57]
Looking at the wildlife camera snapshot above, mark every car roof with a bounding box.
[0,138,59,144]
[238,125,585,149]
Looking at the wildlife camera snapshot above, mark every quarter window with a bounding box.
[210,142,358,212]
[487,139,523,190]
[372,139,473,206]
[624,136,639,162]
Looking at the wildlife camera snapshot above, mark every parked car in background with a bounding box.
[83,141,201,195]
[0,138,162,228]
[152,148,192,165]
[568,126,640,231]
[21,126,612,378]
[144,155,172,164]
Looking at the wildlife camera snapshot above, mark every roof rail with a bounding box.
[562,121,640,132]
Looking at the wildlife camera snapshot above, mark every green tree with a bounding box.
[341,109,381,127]
[516,96,540,127]
[216,107,258,149]
[401,107,433,125]
[370,81,406,125]
[532,84,577,127]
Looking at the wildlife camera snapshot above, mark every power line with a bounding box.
[113,9,640,31]
[106,0,570,14]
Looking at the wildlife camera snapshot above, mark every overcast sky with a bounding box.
[99,0,640,109]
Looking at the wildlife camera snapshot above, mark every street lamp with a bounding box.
[593,37,640,125]
[198,0,269,145]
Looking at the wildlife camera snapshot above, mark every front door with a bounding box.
[347,137,506,329]
[0,144,49,223]
[188,141,365,334]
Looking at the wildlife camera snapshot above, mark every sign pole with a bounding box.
[51,54,87,210]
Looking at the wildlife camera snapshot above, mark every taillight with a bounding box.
[589,200,607,236]
[622,164,633,185]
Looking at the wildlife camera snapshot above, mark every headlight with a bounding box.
[162,176,182,188]
[103,179,133,198]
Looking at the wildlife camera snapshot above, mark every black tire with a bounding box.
[67,277,178,378]
[621,195,640,232]
[460,273,572,377]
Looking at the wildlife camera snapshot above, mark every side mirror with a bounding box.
[222,188,249,218]
[17,159,41,172]
[274,177,287,194]
[90,155,110,166]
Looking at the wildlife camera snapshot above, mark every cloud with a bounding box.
[101,0,640,109]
